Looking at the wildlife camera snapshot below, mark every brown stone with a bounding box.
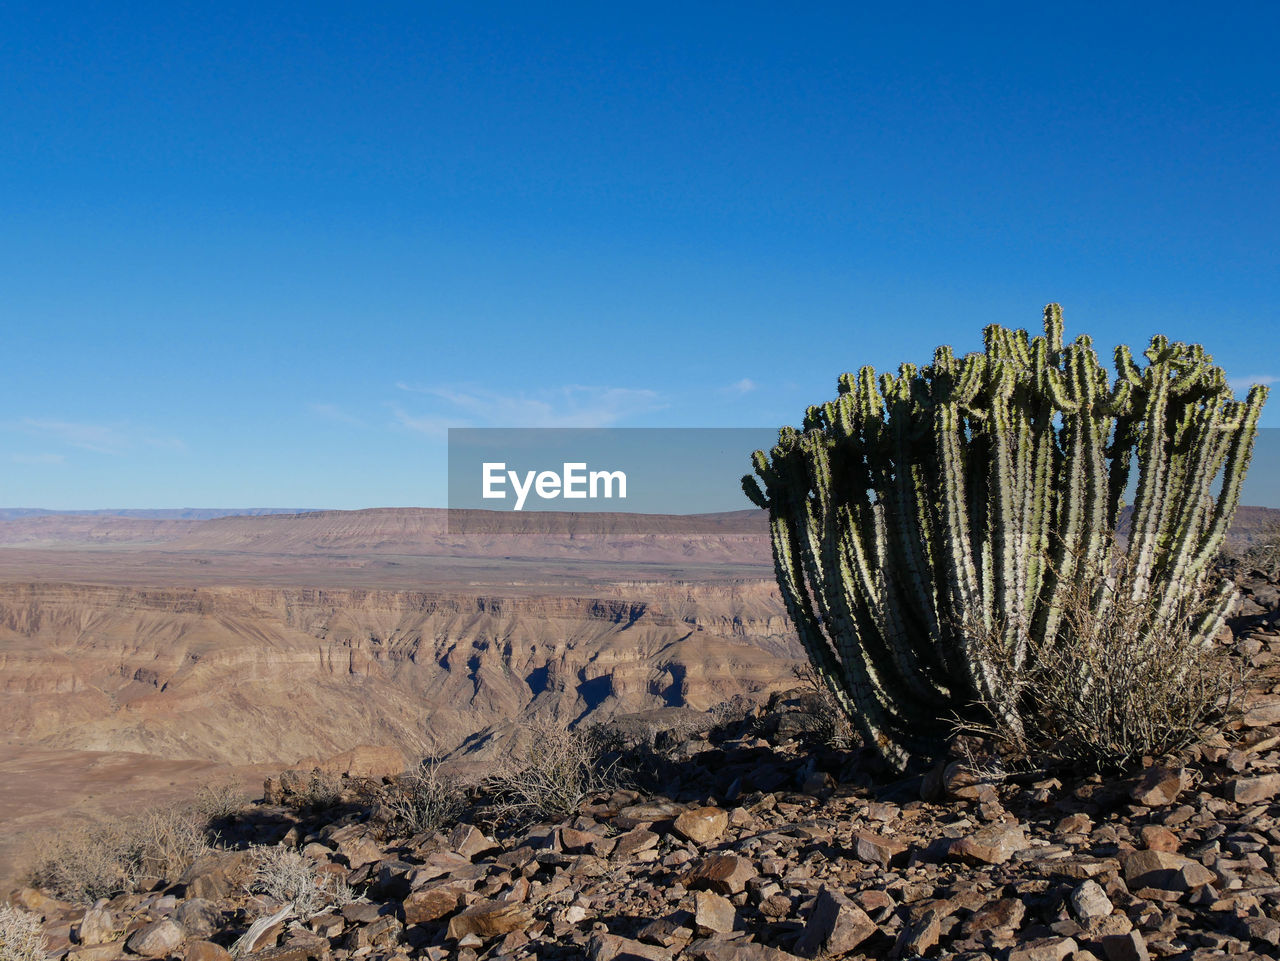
[686,940,806,961]
[948,823,1029,865]
[446,900,531,940]
[186,941,234,961]
[126,919,186,957]
[674,807,729,845]
[1129,766,1185,807]
[1139,825,1179,852]
[1070,880,1113,921]
[403,887,462,924]
[1055,813,1093,835]
[316,744,407,779]
[449,823,500,860]
[895,907,943,956]
[67,943,130,961]
[1228,773,1280,805]
[684,854,758,895]
[962,898,1025,936]
[943,760,992,800]
[853,889,896,918]
[794,887,876,957]
[587,933,670,961]
[1241,697,1280,728]
[77,906,116,946]
[1009,937,1078,961]
[612,828,659,859]
[175,899,221,940]
[179,850,254,900]
[1236,915,1280,946]
[1101,930,1151,961]
[1122,850,1214,893]
[560,827,615,857]
[340,902,380,924]
[693,890,737,935]
[851,829,907,867]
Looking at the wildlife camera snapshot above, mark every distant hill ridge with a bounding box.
[0,507,314,521]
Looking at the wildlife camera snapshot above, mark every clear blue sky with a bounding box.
[1,2,1277,509]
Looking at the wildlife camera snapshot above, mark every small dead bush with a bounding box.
[483,718,622,824]
[0,903,48,961]
[577,720,676,795]
[972,549,1244,773]
[132,806,213,885]
[28,819,135,903]
[292,769,344,811]
[247,846,354,921]
[29,804,212,903]
[1222,522,1280,579]
[193,782,249,821]
[383,758,465,837]
[790,664,856,750]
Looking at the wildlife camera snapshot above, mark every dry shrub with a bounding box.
[575,719,681,795]
[193,782,250,821]
[383,757,466,837]
[28,818,135,903]
[132,805,213,885]
[291,769,344,811]
[483,718,622,824]
[1220,521,1280,579]
[972,548,1243,773]
[29,805,212,903]
[246,846,354,921]
[790,663,856,750]
[0,903,48,961]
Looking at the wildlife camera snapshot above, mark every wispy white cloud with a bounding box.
[9,452,66,465]
[393,383,665,429]
[1230,374,1279,392]
[8,418,183,455]
[389,405,453,437]
[723,378,758,395]
[309,402,365,427]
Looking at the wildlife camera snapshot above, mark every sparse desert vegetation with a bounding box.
[480,718,625,825]
[8,604,1280,959]
[247,845,356,921]
[1222,521,1280,580]
[0,903,47,961]
[379,757,467,838]
[28,803,212,904]
[971,543,1245,771]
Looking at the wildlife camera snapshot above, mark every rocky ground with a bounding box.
[7,569,1280,961]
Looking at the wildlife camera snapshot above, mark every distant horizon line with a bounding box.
[0,505,773,517]
[3,504,1279,517]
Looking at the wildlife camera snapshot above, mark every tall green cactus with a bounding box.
[743,306,1268,772]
